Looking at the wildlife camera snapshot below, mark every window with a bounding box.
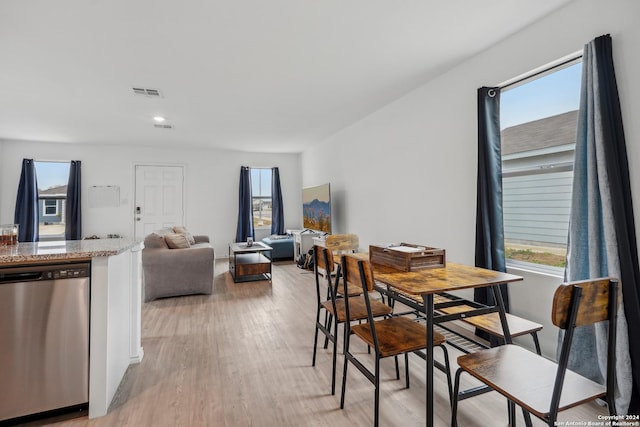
[500,59,582,270]
[251,168,272,229]
[43,199,58,216]
[34,161,70,240]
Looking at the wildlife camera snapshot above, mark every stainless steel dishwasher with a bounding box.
[0,262,90,422]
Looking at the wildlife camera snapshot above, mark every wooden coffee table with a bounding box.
[228,242,273,283]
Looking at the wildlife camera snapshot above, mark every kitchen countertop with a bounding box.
[0,238,142,265]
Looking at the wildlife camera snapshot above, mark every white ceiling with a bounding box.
[0,0,572,153]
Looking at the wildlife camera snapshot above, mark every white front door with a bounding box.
[134,165,185,239]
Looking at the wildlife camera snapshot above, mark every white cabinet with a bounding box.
[312,237,327,248]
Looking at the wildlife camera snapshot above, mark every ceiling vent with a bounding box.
[133,87,163,98]
[153,123,173,129]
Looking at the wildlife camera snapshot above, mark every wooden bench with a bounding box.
[381,288,543,355]
[439,304,542,354]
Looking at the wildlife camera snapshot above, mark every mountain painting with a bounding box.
[302,184,331,233]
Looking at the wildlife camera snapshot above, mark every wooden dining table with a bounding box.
[370,261,524,427]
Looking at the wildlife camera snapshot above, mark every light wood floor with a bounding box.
[25,260,606,427]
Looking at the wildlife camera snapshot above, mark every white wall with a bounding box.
[0,140,302,257]
[301,0,640,357]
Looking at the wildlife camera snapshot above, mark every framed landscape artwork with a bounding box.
[302,183,332,233]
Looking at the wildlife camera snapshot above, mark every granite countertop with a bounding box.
[0,238,143,265]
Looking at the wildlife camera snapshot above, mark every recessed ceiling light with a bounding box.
[153,116,166,123]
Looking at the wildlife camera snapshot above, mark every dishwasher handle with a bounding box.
[0,271,43,283]
[0,262,90,283]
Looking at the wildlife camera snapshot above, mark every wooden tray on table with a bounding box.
[369,243,445,272]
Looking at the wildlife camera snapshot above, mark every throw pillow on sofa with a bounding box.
[145,232,169,249]
[173,225,196,245]
[165,233,191,249]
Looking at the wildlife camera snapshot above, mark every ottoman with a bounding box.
[261,236,294,260]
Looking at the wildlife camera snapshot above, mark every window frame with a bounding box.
[42,198,59,216]
[250,167,273,230]
[34,160,71,241]
[498,53,582,276]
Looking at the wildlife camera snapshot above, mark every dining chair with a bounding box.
[451,277,619,427]
[312,246,392,395]
[318,234,363,347]
[323,233,362,297]
[325,233,359,253]
[340,254,452,427]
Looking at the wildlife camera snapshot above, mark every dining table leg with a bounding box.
[490,284,512,344]
[423,293,434,427]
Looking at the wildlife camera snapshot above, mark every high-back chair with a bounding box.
[312,246,392,395]
[340,255,452,427]
[451,277,619,426]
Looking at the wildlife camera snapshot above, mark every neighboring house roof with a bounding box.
[501,110,578,155]
[39,185,67,196]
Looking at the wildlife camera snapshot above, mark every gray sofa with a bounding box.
[142,228,215,302]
